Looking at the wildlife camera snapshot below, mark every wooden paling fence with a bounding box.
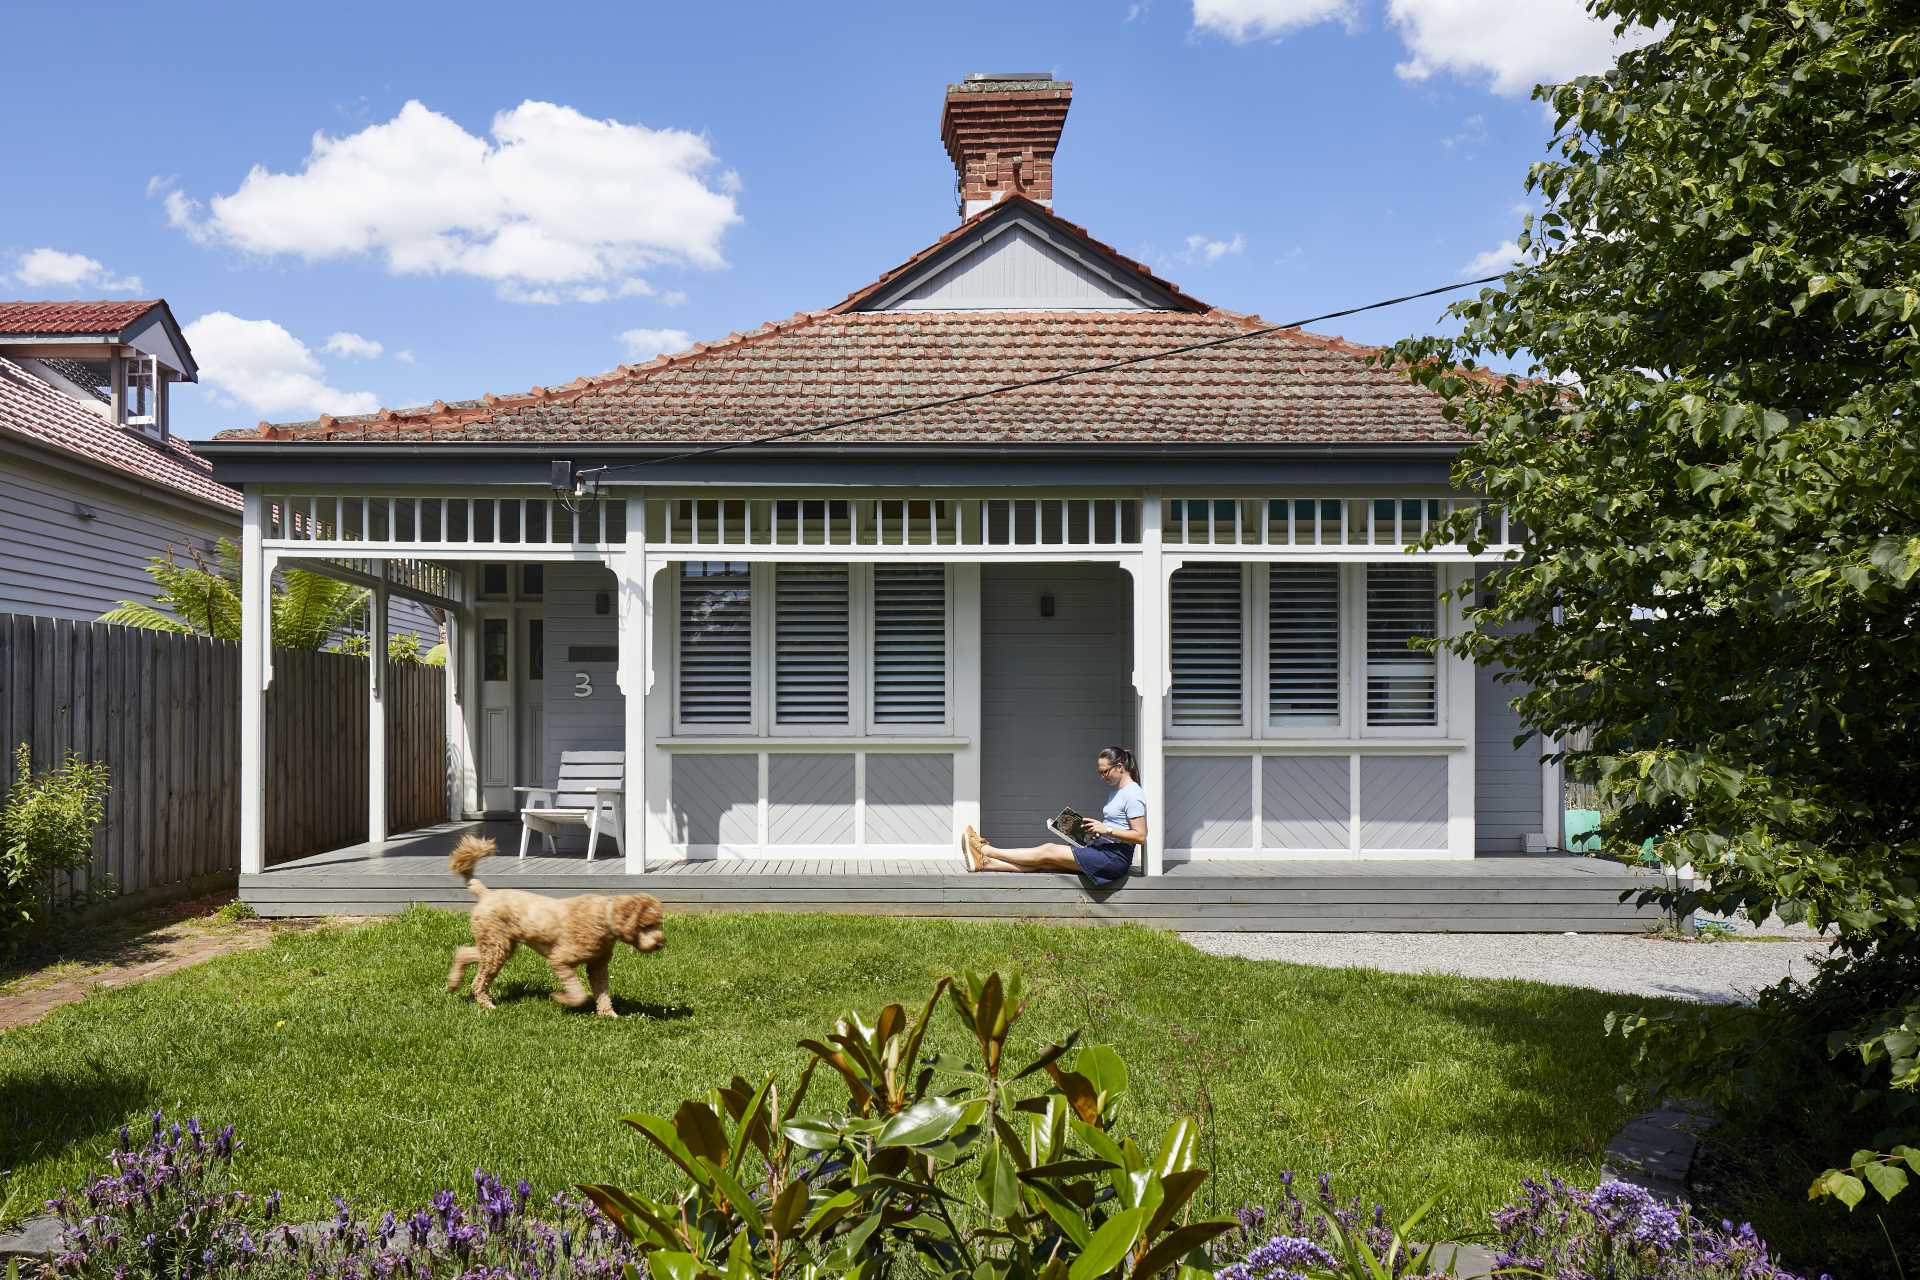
[0,614,447,900]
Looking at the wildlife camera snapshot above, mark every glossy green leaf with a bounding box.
[1067,1207,1145,1280]
[876,1096,966,1148]
[1130,1221,1236,1280]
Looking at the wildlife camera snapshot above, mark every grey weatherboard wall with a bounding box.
[979,564,1135,849]
[1471,585,1545,852]
[865,752,955,845]
[0,448,233,622]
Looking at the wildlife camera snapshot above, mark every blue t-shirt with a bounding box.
[1101,781,1146,838]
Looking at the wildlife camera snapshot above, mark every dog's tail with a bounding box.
[449,834,497,897]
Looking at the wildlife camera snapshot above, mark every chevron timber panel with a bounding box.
[1262,755,1351,851]
[671,754,758,846]
[1166,756,1254,850]
[866,753,954,845]
[768,753,856,845]
[1358,755,1448,850]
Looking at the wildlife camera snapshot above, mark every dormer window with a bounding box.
[120,353,162,438]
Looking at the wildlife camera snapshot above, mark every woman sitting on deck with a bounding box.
[963,746,1145,887]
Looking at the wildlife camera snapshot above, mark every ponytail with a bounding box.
[1099,746,1140,785]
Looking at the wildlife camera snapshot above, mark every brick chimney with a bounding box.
[941,73,1072,219]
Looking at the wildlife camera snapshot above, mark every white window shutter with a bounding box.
[871,566,947,724]
[1365,565,1439,726]
[1268,564,1341,726]
[775,564,851,724]
[677,561,753,724]
[1171,564,1244,726]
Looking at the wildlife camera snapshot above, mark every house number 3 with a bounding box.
[573,672,593,699]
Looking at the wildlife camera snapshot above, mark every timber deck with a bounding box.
[238,822,1674,932]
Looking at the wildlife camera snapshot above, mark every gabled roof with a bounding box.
[0,300,166,336]
[210,197,1464,450]
[0,356,238,511]
[832,194,1207,313]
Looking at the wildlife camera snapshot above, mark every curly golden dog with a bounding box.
[445,835,664,1017]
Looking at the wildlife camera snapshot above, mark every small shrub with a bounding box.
[210,900,260,925]
[42,1112,639,1278]
[1213,1177,1443,1280]
[1489,1176,1824,1280]
[580,969,1238,1279]
[1,744,109,954]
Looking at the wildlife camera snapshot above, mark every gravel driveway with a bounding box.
[1180,925,1827,1004]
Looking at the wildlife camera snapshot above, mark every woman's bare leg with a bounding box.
[974,841,1080,873]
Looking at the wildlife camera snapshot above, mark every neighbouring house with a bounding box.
[205,75,1614,928]
[0,299,238,620]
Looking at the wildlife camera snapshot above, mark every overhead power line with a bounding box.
[573,270,1510,489]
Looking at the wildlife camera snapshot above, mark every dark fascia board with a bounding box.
[198,440,1466,489]
[127,302,199,382]
[848,202,1194,313]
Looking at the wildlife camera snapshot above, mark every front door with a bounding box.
[478,610,516,813]
[477,604,546,814]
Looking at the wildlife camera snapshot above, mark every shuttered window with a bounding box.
[775,565,850,724]
[1365,565,1439,726]
[1170,564,1245,727]
[1268,565,1341,726]
[871,566,948,724]
[677,561,753,725]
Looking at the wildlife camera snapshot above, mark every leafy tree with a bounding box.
[101,538,370,651]
[1381,0,1918,1220]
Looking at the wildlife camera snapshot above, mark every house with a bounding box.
[0,300,238,619]
[205,76,1631,929]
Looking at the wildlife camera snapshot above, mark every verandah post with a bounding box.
[367,560,389,844]
[1133,493,1166,876]
[239,491,267,875]
[619,496,649,873]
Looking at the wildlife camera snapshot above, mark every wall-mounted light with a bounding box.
[595,591,611,615]
[72,501,97,522]
[1039,592,1055,618]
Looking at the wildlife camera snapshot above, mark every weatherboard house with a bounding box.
[207,76,1628,927]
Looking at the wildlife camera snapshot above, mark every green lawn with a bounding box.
[0,909,1670,1238]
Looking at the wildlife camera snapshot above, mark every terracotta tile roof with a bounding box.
[0,357,239,511]
[211,197,1464,450]
[0,300,164,337]
[214,310,1464,447]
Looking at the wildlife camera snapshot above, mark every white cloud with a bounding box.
[1461,239,1524,276]
[322,331,384,359]
[1388,0,1661,95]
[1125,0,1152,20]
[1441,112,1487,150]
[183,312,381,419]
[393,350,416,365]
[617,327,693,362]
[1183,232,1247,263]
[1192,0,1354,41]
[13,248,143,293]
[165,100,741,301]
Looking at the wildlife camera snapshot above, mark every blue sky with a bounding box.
[0,0,1652,439]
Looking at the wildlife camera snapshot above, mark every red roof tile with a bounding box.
[214,310,1464,447]
[210,199,1465,450]
[0,300,164,336]
[0,357,239,511]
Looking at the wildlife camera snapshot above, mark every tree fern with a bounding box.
[100,539,368,651]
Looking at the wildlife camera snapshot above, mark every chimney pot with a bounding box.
[940,74,1071,219]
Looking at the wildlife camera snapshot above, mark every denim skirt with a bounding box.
[1072,839,1133,887]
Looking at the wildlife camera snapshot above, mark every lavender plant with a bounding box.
[42,1112,640,1279]
[1211,1173,1436,1280]
[1489,1176,1829,1280]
